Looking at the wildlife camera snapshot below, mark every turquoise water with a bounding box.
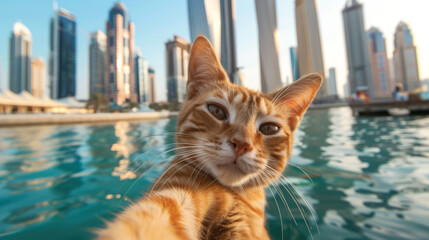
[1,107,429,240]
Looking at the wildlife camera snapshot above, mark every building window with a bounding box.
[378,55,384,69]
[110,73,114,83]
[380,72,387,91]
[168,49,174,77]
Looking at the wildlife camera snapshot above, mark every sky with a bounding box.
[0,0,428,101]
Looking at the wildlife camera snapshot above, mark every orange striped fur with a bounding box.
[96,35,322,240]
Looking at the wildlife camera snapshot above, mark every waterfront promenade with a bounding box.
[0,111,179,127]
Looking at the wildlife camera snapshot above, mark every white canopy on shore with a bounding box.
[0,90,66,107]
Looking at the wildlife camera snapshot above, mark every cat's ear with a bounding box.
[266,73,323,131]
[187,35,228,99]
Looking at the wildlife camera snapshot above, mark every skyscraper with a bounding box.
[188,0,221,58]
[106,2,136,105]
[295,0,327,97]
[89,31,106,97]
[255,0,282,93]
[49,8,76,99]
[343,0,373,98]
[31,58,45,98]
[393,21,421,91]
[327,67,338,97]
[367,27,393,98]
[148,67,156,103]
[9,22,32,94]
[220,0,237,83]
[134,49,148,104]
[166,35,191,103]
[290,47,299,81]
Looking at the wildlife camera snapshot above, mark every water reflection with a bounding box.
[1,112,429,240]
[111,122,137,180]
[267,107,429,240]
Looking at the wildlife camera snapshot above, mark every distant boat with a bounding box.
[388,108,410,116]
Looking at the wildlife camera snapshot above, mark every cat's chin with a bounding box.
[213,163,255,187]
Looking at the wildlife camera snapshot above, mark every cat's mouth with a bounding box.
[217,162,246,175]
[216,155,259,175]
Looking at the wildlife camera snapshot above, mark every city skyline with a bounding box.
[1,0,429,101]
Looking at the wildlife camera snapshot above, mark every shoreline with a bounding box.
[0,111,179,127]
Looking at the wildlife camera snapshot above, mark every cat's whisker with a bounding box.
[131,145,204,174]
[264,166,317,239]
[281,176,320,235]
[265,181,285,240]
[260,170,297,226]
[131,131,213,144]
[149,149,210,191]
[155,156,206,191]
[286,162,315,183]
[122,146,204,199]
[254,170,287,240]
[127,142,209,171]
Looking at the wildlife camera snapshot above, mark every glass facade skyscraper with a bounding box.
[134,50,148,104]
[220,0,237,83]
[188,0,221,58]
[393,21,421,91]
[148,67,156,103]
[290,47,299,82]
[49,9,76,99]
[9,22,32,94]
[367,27,393,98]
[166,35,190,103]
[343,0,373,98]
[89,31,106,97]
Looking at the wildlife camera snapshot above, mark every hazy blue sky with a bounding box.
[1,0,428,101]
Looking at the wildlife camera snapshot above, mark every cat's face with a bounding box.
[176,36,322,188]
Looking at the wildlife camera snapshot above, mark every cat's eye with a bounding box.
[207,103,228,121]
[259,123,280,135]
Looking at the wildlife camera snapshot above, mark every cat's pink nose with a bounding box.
[228,138,252,157]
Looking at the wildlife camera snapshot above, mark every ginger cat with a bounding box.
[96,35,322,240]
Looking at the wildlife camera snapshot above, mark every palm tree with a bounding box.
[86,93,107,113]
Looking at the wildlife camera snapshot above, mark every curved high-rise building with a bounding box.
[188,0,221,58]
[343,0,373,98]
[255,0,282,93]
[393,21,421,91]
[105,2,136,104]
[9,22,32,94]
[295,0,327,97]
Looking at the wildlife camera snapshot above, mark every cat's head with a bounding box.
[176,35,322,188]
